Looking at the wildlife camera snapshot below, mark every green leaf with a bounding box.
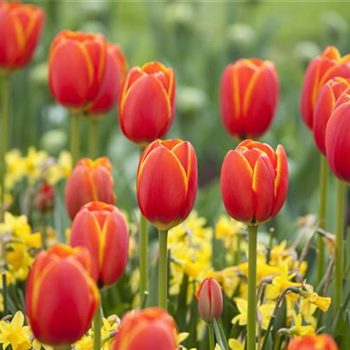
[213,319,229,350]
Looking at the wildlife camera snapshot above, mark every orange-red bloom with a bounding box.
[34,181,55,213]
[196,278,223,323]
[288,334,338,350]
[137,139,197,230]
[26,244,99,346]
[0,1,44,71]
[113,307,178,350]
[49,30,107,110]
[221,140,288,224]
[88,43,127,115]
[313,77,350,155]
[65,157,115,220]
[70,201,129,287]
[300,46,350,129]
[119,62,176,145]
[220,58,279,138]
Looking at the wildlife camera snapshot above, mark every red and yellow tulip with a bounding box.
[288,334,338,350]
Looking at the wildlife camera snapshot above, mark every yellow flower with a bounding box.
[5,149,25,190]
[209,267,240,298]
[0,311,31,350]
[229,339,244,350]
[45,151,72,185]
[289,311,315,336]
[32,338,52,350]
[23,147,49,184]
[6,243,33,280]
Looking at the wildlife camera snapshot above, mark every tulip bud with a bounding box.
[196,278,223,323]
[49,30,107,110]
[137,139,197,230]
[65,157,115,220]
[70,201,129,287]
[113,307,178,350]
[313,78,350,155]
[300,46,350,129]
[87,43,127,115]
[0,1,44,72]
[288,334,338,350]
[34,181,55,213]
[220,59,279,138]
[221,140,288,224]
[26,244,99,346]
[119,62,176,145]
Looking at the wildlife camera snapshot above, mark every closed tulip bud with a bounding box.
[119,62,176,145]
[288,334,338,350]
[49,30,107,110]
[113,307,178,350]
[26,244,99,346]
[34,181,55,213]
[70,201,129,287]
[137,139,197,231]
[221,140,288,224]
[300,46,350,129]
[0,1,44,72]
[88,43,127,115]
[65,157,115,220]
[313,78,350,155]
[220,58,279,138]
[195,278,223,323]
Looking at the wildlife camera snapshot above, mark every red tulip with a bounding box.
[326,100,350,183]
[196,278,223,323]
[300,46,350,129]
[113,307,178,350]
[137,139,197,230]
[288,334,338,350]
[119,62,176,145]
[49,30,107,110]
[220,58,279,138]
[88,43,127,115]
[26,244,99,346]
[34,181,55,213]
[0,1,44,71]
[65,157,115,220]
[221,140,288,224]
[313,77,350,155]
[70,201,129,287]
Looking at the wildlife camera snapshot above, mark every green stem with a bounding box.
[317,154,328,284]
[2,269,7,315]
[0,74,9,222]
[334,179,345,315]
[89,117,98,159]
[234,233,241,265]
[208,322,215,350]
[93,302,102,350]
[247,225,258,350]
[41,212,48,250]
[70,113,80,165]
[158,230,168,310]
[139,214,148,307]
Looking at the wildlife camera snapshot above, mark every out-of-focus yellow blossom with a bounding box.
[22,147,49,185]
[208,267,240,298]
[214,345,222,350]
[289,311,315,336]
[232,298,275,331]
[32,338,52,350]
[0,311,31,350]
[229,339,244,350]
[5,150,23,190]
[6,243,33,280]
[45,151,72,185]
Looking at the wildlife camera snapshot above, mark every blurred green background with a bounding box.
[10,0,350,238]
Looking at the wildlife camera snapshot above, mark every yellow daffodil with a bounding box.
[32,338,52,350]
[208,267,240,298]
[289,311,315,336]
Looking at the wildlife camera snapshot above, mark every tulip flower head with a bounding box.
[113,307,178,350]
[313,77,350,155]
[288,334,338,350]
[26,244,99,346]
[119,62,176,145]
[49,30,107,110]
[88,43,127,115]
[221,140,288,224]
[300,46,350,129]
[220,58,279,138]
[137,139,197,231]
[196,278,223,323]
[65,157,115,220]
[33,181,55,213]
[0,0,44,72]
[70,201,129,287]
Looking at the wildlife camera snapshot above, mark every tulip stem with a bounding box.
[0,74,9,222]
[208,322,215,350]
[70,112,80,165]
[334,179,345,315]
[93,302,102,350]
[158,229,168,310]
[317,154,328,285]
[89,117,98,159]
[247,224,258,350]
[139,213,148,307]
